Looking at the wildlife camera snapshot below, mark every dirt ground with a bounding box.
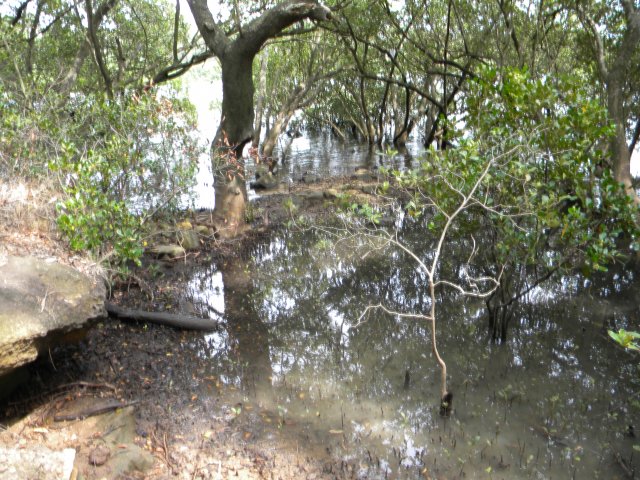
[0,175,384,479]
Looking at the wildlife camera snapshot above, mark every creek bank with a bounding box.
[0,173,384,480]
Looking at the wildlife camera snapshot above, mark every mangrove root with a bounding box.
[106,302,220,332]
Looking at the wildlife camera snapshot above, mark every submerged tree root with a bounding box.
[105,302,220,332]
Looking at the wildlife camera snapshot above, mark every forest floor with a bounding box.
[0,174,385,480]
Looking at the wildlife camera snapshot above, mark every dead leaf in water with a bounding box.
[329,430,343,434]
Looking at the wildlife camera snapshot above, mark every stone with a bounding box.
[0,446,75,480]
[88,443,110,466]
[179,229,201,250]
[302,173,319,184]
[323,189,339,199]
[352,172,377,182]
[149,244,186,258]
[300,191,325,201]
[86,406,155,477]
[0,256,106,376]
[250,171,279,190]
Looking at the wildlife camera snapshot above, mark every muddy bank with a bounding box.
[1,316,349,479]
[0,178,382,479]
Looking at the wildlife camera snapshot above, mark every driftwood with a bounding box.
[106,302,219,331]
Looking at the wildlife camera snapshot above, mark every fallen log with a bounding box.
[106,302,220,331]
[54,399,140,422]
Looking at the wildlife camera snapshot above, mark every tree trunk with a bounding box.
[210,56,255,237]
[579,1,640,206]
[253,54,268,149]
[608,75,639,205]
[186,0,331,237]
[262,111,293,159]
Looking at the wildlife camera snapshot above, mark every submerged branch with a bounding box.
[355,303,432,328]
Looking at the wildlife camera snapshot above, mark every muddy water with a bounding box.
[183,222,640,479]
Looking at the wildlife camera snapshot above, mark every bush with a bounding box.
[49,91,202,266]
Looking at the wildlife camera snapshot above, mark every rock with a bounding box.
[250,171,279,190]
[88,443,110,466]
[0,256,106,376]
[298,191,325,201]
[177,220,193,230]
[149,244,186,258]
[88,406,155,477]
[302,173,319,183]
[323,189,339,199]
[0,446,75,480]
[195,225,210,235]
[178,229,200,250]
[352,171,377,182]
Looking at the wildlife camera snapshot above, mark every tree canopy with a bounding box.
[0,0,638,264]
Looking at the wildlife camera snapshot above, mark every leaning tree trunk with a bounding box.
[579,1,640,206]
[608,75,640,206]
[261,112,294,160]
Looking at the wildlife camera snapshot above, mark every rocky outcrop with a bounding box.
[0,446,76,479]
[0,255,106,376]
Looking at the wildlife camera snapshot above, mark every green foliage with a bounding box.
[1,0,201,270]
[388,68,638,278]
[348,202,382,225]
[470,68,638,272]
[608,329,640,351]
[50,92,201,266]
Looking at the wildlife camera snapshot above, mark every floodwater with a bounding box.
[187,134,640,479]
[192,132,421,209]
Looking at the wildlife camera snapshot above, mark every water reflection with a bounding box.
[273,133,421,179]
[186,227,639,479]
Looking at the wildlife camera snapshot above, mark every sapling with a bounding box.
[349,143,526,415]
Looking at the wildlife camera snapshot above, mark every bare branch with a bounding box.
[10,0,32,26]
[354,303,432,329]
[577,9,608,80]
[173,0,180,63]
[85,0,114,98]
